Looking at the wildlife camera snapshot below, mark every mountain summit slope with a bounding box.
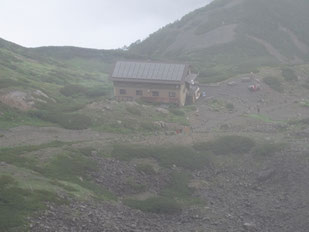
[129,0,309,81]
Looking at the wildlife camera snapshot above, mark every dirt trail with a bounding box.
[0,126,115,147]
[192,77,309,133]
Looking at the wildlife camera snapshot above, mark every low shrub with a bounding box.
[263,76,283,92]
[60,84,109,98]
[40,153,115,200]
[282,68,298,82]
[140,122,159,131]
[37,101,86,113]
[161,171,193,198]
[126,106,142,116]
[0,78,21,89]
[226,103,234,111]
[84,87,109,98]
[60,84,87,97]
[0,141,65,169]
[111,144,210,170]
[0,175,63,231]
[194,135,255,155]
[300,117,309,125]
[30,110,92,130]
[253,142,285,156]
[135,164,156,175]
[169,108,185,116]
[154,146,209,170]
[124,197,182,214]
[125,177,146,193]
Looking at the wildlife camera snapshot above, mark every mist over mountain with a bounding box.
[129,0,309,81]
[1,1,309,232]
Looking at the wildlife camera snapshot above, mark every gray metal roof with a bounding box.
[112,61,188,82]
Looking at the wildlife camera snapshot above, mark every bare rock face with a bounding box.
[0,91,34,111]
[0,90,54,111]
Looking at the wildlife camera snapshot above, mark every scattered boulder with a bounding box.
[0,91,34,111]
[243,222,257,231]
[0,90,54,111]
[156,107,169,114]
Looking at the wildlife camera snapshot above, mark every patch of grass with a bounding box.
[300,117,309,125]
[40,152,115,200]
[60,84,109,98]
[125,177,146,193]
[0,141,67,169]
[77,147,96,157]
[209,99,225,112]
[124,170,198,214]
[30,110,92,130]
[253,142,285,157]
[194,135,255,155]
[124,197,182,214]
[300,101,309,108]
[263,76,284,92]
[169,108,185,116]
[126,105,142,116]
[0,78,23,89]
[282,67,298,82]
[161,171,193,199]
[59,84,87,97]
[48,180,77,192]
[140,122,160,131]
[0,103,52,129]
[111,144,210,170]
[0,175,64,231]
[37,100,87,113]
[135,164,157,175]
[245,114,276,123]
[226,102,234,111]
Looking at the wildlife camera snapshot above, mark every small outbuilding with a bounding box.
[111,61,200,106]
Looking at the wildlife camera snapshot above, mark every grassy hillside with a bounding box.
[129,0,309,82]
[0,38,192,132]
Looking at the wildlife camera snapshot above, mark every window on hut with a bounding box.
[152,91,159,97]
[136,90,143,96]
[169,92,176,98]
[119,89,127,95]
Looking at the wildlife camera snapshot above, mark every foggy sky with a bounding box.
[0,0,212,49]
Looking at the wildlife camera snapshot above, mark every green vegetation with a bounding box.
[0,141,67,169]
[111,144,207,213]
[111,144,210,170]
[31,110,92,130]
[300,100,309,108]
[253,142,285,157]
[225,102,235,111]
[300,117,309,125]
[135,164,157,175]
[169,107,185,116]
[194,135,255,155]
[194,136,286,158]
[161,171,193,200]
[124,170,195,214]
[126,105,142,116]
[0,142,115,201]
[282,67,298,82]
[0,175,64,231]
[60,84,110,98]
[40,152,115,200]
[263,76,284,92]
[245,114,277,123]
[129,0,309,82]
[209,99,226,112]
[124,197,182,214]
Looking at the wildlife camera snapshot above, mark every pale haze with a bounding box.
[0,0,212,49]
